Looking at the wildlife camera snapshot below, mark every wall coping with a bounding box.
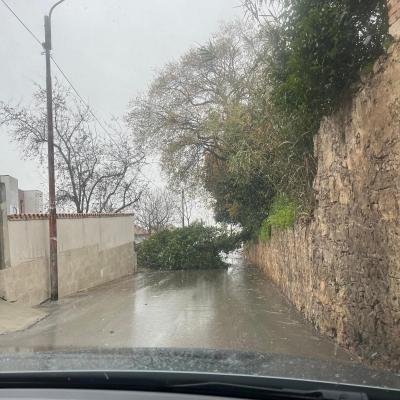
[8,213,134,221]
[388,0,400,38]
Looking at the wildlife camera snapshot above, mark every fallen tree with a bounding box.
[136,223,240,270]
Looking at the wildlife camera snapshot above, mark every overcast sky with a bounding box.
[0,0,242,195]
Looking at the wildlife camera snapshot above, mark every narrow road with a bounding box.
[0,257,352,363]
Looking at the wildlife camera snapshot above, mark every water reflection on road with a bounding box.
[0,256,352,362]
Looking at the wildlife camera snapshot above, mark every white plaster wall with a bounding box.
[1,215,136,305]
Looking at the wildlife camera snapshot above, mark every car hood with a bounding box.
[0,348,399,389]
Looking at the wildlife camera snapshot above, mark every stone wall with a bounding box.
[389,0,400,39]
[247,42,400,370]
[0,214,137,305]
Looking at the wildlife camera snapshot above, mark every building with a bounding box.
[0,175,43,214]
[133,224,150,243]
[0,175,19,214]
[18,190,43,214]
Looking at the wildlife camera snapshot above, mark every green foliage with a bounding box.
[259,219,272,242]
[131,2,389,239]
[137,223,240,270]
[267,196,297,229]
[233,0,389,236]
[204,153,274,238]
[268,0,388,133]
[209,0,388,237]
[259,195,297,241]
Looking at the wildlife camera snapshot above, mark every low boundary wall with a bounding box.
[0,213,136,305]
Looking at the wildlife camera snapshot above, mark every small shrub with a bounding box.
[259,218,272,242]
[259,195,297,241]
[137,223,240,270]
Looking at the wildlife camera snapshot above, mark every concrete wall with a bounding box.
[247,42,400,371]
[0,214,136,305]
[0,183,11,271]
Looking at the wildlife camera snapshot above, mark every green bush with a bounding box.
[269,0,388,118]
[209,1,389,239]
[254,0,389,220]
[259,195,297,241]
[259,218,272,242]
[137,223,240,270]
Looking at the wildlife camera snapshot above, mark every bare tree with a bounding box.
[133,188,178,233]
[182,193,193,226]
[178,186,199,227]
[0,83,145,213]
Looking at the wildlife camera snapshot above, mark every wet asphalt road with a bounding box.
[0,257,352,363]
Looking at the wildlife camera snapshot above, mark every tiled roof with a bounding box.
[133,224,149,235]
[8,213,134,221]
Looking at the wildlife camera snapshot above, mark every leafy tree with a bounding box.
[128,22,260,186]
[204,150,273,236]
[129,1,389,238]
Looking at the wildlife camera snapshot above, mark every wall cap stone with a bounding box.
[7,213,134,221]
[389,0,400,39]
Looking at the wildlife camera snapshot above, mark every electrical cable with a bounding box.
[1,0,112,137]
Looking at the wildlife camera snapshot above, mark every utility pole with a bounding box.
[42,0,65,301]
[181,189,185,228]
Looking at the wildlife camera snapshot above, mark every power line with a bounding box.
[1,0,112,137]
[49,55,112,136]
[0,0,42,46]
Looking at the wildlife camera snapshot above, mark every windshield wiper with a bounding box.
[0,371,386,400]
[169,381,367,400]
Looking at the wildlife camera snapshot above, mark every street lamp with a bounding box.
[42,0,66,301]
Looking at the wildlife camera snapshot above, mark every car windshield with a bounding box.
[0,0,399,391]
